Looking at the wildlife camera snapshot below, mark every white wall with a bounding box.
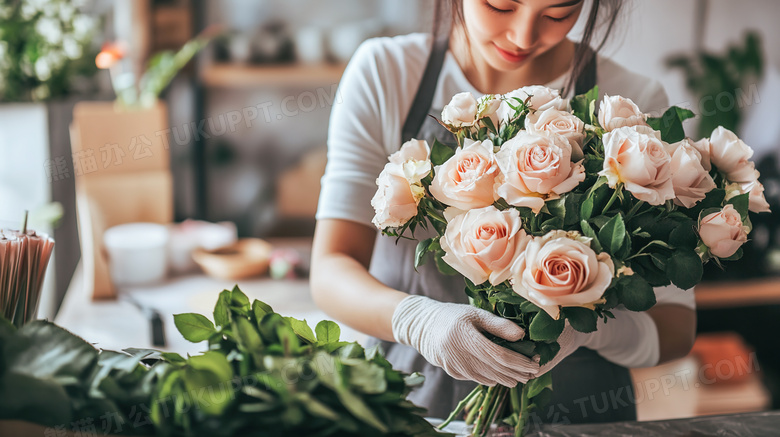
[598,0,780,157]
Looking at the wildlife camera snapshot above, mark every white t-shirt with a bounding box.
[316,32,696,310]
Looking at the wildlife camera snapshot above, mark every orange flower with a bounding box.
[95,42,126,69]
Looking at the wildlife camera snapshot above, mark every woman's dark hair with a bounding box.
[433,0,625,96]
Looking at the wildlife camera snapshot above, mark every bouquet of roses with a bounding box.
[370,84,771,437]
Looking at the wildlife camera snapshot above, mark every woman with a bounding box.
[310,0,697,424]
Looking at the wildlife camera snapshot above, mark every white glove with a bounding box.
[392,295,540,387]
[535,307,660,377]
[535,320,590,377]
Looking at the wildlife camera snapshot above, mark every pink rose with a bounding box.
[389,139,430,165]
[598,95,648,132]
[689,138,712,171]
[525,107,586,161]
[430,139,499,210]
[510,230,615,320]
[442,92,479,128]
[599,125,675,205]
[666,140,717,208]
[740,179,772,213]
[371,159,431,229]
[494,132,585,214]
[699,204,749,258]
[498,85,569,123]
[709,127,756,183]
[440,206,530,286]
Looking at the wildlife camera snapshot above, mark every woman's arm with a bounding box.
[310,218,409,342]
[646,304,697,364]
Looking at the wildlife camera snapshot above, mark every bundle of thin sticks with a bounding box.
[0,217,55,327]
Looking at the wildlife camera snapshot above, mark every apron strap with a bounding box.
[574,45,598,96]
[401,35,450,143]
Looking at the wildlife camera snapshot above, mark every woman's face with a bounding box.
[460,0,585,71]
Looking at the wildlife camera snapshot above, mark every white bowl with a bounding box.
[104,223,169,286]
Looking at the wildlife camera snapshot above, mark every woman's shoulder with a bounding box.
[596,55,670,115]
[349,32,432,76]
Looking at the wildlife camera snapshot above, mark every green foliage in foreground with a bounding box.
[0,286,446,437]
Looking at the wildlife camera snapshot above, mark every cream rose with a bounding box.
[389,139,430,165]
[371,159,431,229]
[666,139,717,208]
[699,204,749,258]
[709,127,756,183]
[525,107,586,161]
[477,94,501,128]
[430,139,499,210]
[599,125,675,205]
[440,206,530,286]
[510,230,615,320]
[498,85,569,122]
[442,92,478,127]
[598,95,648,131]
[495,132,585,213]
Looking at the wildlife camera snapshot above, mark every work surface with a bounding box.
[436,410,780,436]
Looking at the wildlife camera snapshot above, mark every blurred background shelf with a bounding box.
[695,278,780,309]
[200,62,347,89]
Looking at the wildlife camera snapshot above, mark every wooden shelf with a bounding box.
[200,63,347,89]
[695,277,780,309]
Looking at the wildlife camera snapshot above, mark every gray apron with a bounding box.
[366,35,637,424]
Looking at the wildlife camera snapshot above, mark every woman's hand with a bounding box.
[392,295,540,387]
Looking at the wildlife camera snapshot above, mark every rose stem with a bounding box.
[477,385,503,437]
[510,384,522,436]
[601,184,622,215]
[465,389,485,425]
[438,385,482,430]
[624,200,645,222]
[516,383,532,437]
[21,210,28,234]
[488,386,509,432]
[472,385,497,437]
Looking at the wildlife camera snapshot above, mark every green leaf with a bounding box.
[669,220,698,250]
[598,214,626,255]
[528,311,565,341]
[174,313,216,342]
[315,320,341,344]
[160,352,186,364]
[214,289,232,328]
[616,275,656,311]
[666,249,703,290]
[187,351,234,382]
[571,85,599,125]
[284,317,317,344]
[414,238,434,269]
[183,352,234,416]
[231,285,251,308]
[252,300,274,322]
[646,106,695,143]
[580,220,603,253]
[534,342,560,367]
[347,362,387,394]
[235,316,264,358]
[526,371,552,398]
[562,307,598,333]
[430,138,456,166]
